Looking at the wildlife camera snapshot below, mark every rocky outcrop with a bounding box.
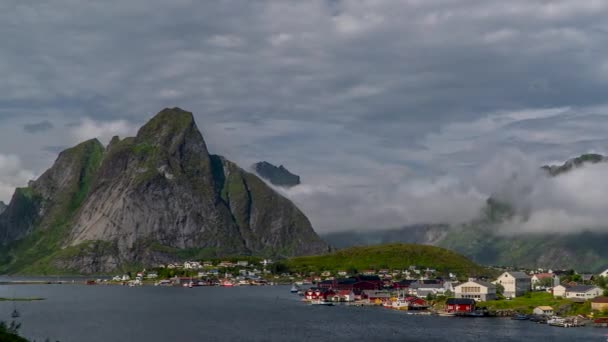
[542,153,606,176]
[252,161,301,188]
[0,108,329,273]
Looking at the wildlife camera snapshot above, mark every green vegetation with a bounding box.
[0,140,105,274]
[284,243,491,277]
[479,292,591,315]
[0,298,44,302]
[0,321,28,342]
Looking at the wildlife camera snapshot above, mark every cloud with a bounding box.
[23,121,54,133]
[0,154,35,202]
[69,118,137,145]
[471,151,608,234]
[2,1,608,233]
[277,176,486,232]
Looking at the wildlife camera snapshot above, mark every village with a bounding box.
[92,258,608,328]
[295,267,608,328]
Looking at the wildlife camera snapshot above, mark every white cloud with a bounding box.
[70,118,137,145]
[0,154,35,202]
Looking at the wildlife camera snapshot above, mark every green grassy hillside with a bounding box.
[285,243,491,277]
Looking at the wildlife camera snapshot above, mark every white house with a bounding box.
[564,285,602,300]
[531,273,560,289]
[455,280,497,301]
[552,285,568,298]
[533,306,554,316]
[495,272,531,298]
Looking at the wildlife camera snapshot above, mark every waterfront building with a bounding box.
[591,297,608,311]
[445,298,476,313]
[454,280,496,301]
[533,306,554,315]
[495,272,531,298]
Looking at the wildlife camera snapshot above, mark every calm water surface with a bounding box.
[0,281,605,342]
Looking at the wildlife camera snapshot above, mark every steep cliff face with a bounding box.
[0,202,6,215]
[0,108,329,273]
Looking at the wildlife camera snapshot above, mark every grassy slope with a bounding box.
[285,243,491,277]
[2,140,105,274]
[479,292,591,315]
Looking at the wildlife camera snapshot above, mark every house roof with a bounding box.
[506,271,529,279]
[591,297,608,303]
[535,306,553,310]
[533,273,554,279]
[457,280,495,288]
[581,274,595,281]
[446,298,476,305]
[413,284,444,289]
[568,285,599,293]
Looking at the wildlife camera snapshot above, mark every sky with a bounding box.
[2,0,608,233]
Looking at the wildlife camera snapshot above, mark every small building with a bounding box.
[455,280,496,301]
[362,290,392,304]
[581,274,595,283]
[533,306,554,316]
[565,285,602,300]
[552,284,568,298]
[591,297,608,311]
[446,298,476,313]
[531,273,560,289]
[333,290,356,302]
[495,271,531,298]
[600,268,608,278]
[410,283,445,297]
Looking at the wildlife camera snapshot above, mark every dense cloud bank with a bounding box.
[2,1,608,233]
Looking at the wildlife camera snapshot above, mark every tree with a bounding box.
[603,289,608,297]
[496,283,505,296]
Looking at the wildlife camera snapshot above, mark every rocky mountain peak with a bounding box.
[0,108,329,274]
[253,161,301,188]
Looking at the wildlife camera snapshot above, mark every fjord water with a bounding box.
[0,283,605,342]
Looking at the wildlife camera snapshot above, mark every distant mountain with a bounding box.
[542,153,606,176]
[0,201,6,215]
[0,108,329,274]
[252,161,301,188]
[329,154,608,271]
[322,224,449,249]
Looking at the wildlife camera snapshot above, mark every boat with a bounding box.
[220,280,234,287]
[290,284,300,293]
[594,317,608,327]
[511,314,529,320]
[311,300,334,306]
[437,311,456,317]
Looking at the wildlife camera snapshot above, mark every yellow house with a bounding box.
[591,297,608,311]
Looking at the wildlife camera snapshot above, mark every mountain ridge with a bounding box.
[325,153,608,271]
[252,161,301,188]
[0,108,329,274]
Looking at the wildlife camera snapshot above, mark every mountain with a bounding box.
[322,224,449,249]
[0,201,6,215]
[0,108,329,274]
[285,243,492,277]
[252,161,301,188]
[542,153,606,176]
[326,154,608,271]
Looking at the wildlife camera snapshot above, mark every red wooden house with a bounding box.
[445,298,476,313]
